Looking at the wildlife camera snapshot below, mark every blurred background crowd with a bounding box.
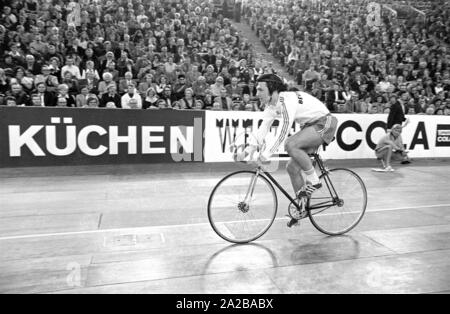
[0,0,449,115]
[245,0,450,115]
[0,0,262,111]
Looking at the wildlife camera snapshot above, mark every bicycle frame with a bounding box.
[252,154,341,212]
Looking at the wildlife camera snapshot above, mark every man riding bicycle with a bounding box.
[239,74,338,201]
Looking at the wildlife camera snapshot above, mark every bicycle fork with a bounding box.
[240,168,262,211]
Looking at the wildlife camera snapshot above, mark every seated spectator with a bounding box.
[34,65,59,92]
[368,103,380,114]
[172,75,189,101]
[76,86,99,108]
[61,71,79,96]
[164,56,177,79]
[55,84,76,107]
[21,76,35,95]
[35,82,55,107]
[214,88,232,111]
[315,73,334,101]
[202,89,215,109]
[5,96,18,107]
[119,72,136,95]
[84,97,100,109]
[243,94,261,112]
[335,101,353,113]
[425,105,436,115]
[101,51,116,75]
[211,101,223,111]
[143,87,159,110]
[24,54,41,76]
[416,98,428,114]
[116,51,134,78]
[61,57,81,80]
[99,84,121,109]
[327,83,346,112]
[179,88,196,110]
[204,65,218,85]
[136,60,153,82]
[160,85,177,108]
[81,61,100,81]
[444,106,450,116]
[194,99,205,110]
[372,95,386,113]
[186,65,202,85]
[104,62,120,82]
[15,67,26,83]
[242,80,258,99]
[138,74,156,97]
[78,72,99,95]
[226,77,244,100]
[121,84,142,109]
[172,101,183,110]
[210,76,226,98]
[30,94,43,107]
[7,83,30,106]
[1,54,16,72]
[192,76,209,98]
[303,64,320,91]
[44,45,64,67]
[157,99,169,109]
[55,97,68,108]
[231,96,244,111]
[0,69,9,94]
[155,75,169,96]
[98,73,117,97]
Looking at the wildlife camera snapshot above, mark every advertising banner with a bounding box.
[204,111,450,162]
[0,107,204,167]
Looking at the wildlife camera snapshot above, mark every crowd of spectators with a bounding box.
[244,0,450,115]
[0,0,263,111]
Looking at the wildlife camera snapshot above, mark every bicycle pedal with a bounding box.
[287,218,300,228]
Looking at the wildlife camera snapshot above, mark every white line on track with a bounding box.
[0,203,449,242]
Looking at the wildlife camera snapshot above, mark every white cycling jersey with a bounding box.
[254,91,330,157]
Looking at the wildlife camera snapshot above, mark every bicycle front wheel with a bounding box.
[308,168,367,236]
[208,171,278,244]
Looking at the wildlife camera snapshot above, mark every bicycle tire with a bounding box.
[208,170,278,244]
[307,168,367,236]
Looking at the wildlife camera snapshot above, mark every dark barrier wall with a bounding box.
[0,107,205,167]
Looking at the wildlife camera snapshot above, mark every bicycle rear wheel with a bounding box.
[208,171,278,244]
[308,168,367,236]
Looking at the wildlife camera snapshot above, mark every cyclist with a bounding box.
[239,74,338,201]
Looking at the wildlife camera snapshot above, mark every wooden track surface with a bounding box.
[0,160,449,294]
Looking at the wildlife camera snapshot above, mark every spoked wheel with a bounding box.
[307,168,367,236]
[208,171,278,243]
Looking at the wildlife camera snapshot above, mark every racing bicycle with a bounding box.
[207,146,368,244]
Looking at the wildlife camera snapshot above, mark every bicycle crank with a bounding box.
[287,199,308,228]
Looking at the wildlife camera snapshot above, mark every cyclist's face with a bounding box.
[256,82,270,105]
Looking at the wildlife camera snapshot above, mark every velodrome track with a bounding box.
[0,159,449,294]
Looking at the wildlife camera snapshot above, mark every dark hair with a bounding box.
[87,97,98,104]
[257,74,287,95]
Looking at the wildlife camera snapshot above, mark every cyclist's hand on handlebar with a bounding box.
[257,152,271,165]
[231,144,259,163]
